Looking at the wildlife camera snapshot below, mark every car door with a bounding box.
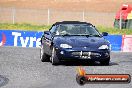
[43,25,57,55]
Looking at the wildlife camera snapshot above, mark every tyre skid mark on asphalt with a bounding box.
[0,75,9,87]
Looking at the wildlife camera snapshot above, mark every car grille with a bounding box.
[71,51,101,57]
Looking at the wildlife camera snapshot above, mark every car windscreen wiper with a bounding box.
[61,33,71,37]
[89,34,101,37]
[77,34,90,38]
[78,34,101,37]
[84,35,90,38]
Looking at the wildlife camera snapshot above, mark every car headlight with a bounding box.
[60,44,72,48]
[98,45,109,49]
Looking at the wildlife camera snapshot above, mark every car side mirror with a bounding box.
[44,31,50,35]
[102,32,108,36]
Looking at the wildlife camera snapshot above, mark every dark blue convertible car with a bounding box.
[40,21,111,65]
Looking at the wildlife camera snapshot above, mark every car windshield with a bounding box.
[55,24,100,37]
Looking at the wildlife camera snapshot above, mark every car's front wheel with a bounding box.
[51,47,60,65]
[100,57,110,66]
[40,45,50,62]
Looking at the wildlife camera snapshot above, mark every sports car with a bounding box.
[40,21,111,65]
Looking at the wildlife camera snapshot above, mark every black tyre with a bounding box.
[51,47,60,65]
[100,57,110,66]
[40,45,50,62]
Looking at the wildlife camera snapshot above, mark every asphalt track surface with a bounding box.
[0,46,132,88]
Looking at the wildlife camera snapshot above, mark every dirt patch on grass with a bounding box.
[0,0,132,26]
[0,0,132,12]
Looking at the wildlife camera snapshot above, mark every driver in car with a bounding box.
[56,26,67,35]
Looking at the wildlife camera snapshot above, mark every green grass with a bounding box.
[0,23,51,31]
[0,23,132,34]
[97,26,132,35]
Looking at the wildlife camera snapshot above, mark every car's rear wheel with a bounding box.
[100,57,110,65]
[40,45,50,62]
[51,47,60,65]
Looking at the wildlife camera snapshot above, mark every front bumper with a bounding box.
[55,48,110,61]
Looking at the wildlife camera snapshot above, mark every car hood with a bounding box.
[54,36,109,49]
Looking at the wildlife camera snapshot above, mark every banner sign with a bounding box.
[0,30,132,52]
[104,35,122,51]
[0,30,43,47]
[122,35,132,52]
